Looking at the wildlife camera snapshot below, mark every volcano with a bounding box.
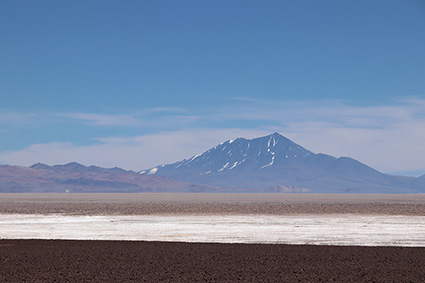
[140,133,424,193]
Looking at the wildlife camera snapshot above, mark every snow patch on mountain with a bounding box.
[229,161,239,170]
[260,155,275,169]
[218,162,230,172]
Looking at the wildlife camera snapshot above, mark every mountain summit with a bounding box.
[140,133,424,193]
[142,132,311,174]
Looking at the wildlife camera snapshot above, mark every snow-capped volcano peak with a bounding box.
[140,133,313,176]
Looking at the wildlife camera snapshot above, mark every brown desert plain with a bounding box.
[1,193,425,282]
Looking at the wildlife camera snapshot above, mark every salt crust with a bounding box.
[1,214,424,247]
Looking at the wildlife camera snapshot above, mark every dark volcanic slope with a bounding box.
[1,240,424,282]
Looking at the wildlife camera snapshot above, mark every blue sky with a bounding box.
[1,1,425,175]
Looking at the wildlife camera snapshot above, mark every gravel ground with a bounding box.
[1,239,424,282]
[1,193,424,215]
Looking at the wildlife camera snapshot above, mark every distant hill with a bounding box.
[0,162,219,193]
[140,133,425,193]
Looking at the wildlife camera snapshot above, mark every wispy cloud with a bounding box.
[225,96,263,103]
[0,109,38,124]
[55,113,142,126]
[54,108,199,127]
[212,98,422,129]
[139,107,188,115]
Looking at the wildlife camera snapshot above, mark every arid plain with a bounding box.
[1,193,425,281]
[2,193,425,215]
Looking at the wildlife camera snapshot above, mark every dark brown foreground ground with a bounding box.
[1,240,424,282]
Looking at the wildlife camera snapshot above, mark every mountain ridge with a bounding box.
[0,162,220,193]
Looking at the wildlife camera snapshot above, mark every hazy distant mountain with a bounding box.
[0,162,219,193]
[141,133,424,193]
[2,133,423,193]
